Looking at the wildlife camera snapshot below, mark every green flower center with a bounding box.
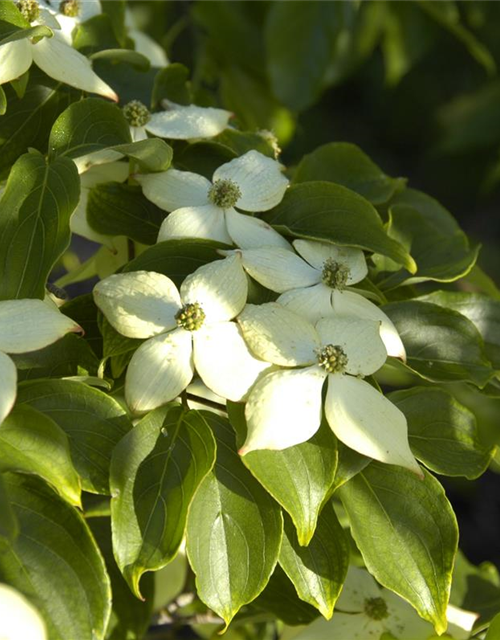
[59,0,79,16]
[208,179,241,209]
[176,303,205,332]
[317,344,348,374]
[364,597,389,621]
[17,0,40,22]
[321,258,350,290]
[122,100,151,127]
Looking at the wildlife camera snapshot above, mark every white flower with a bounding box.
[237,302,420,474]
[39,0,101,44]
[237,239,406,360]
[0,299,82,424]
[0,0,117,100]
[0,584,48,640]
[70,161,129,247]
[93,255,270,413]
[125,7,169,67]
[136,150,290,249]
[287,566,478,640]
[121,99,233,143]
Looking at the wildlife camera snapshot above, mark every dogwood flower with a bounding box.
[121,99,234,142]
[38,0,101,44]
[288,566,477,640]
[125,8,169,67]
[93,255,270,413]
[0,0,117,99]
[0,299,82,424]
[135,150,290,249]
[237,302,420,474]
[237,239,406,359]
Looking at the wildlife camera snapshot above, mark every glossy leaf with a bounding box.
[0,472,18,542]
[339,463,458,634]
[390,387,493,479]
[264,182,416,273]
[279,505,349,619]
[110,405,216,597]
[87,182,166,245]
[293,142,406,205]
[186,413,283,627]
[228,402,338,546]
[0,405,81,506]
[0,473,111,640]
[48,98,131,159]
[0,151,80,299]
[16,379,132,494]
[89,49,150,71]
[109,138,172,172]
[383,300,495,387]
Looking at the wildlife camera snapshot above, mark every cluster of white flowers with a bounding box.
[94,149,422,475]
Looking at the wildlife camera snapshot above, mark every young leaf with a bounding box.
[293,142,406,205]
[338,462,459,634]
[228,402,338,546]
[186,413,283,627]
[264,182,416,273]
[389,387,493,479]
[279,505,349,619]
[108,138,173,172]
[0,473,111,640]
[0,405,81,506]
[383,300,495,387]
[0,151,80,300]
[110,405,216,597]
[16,379,132,494]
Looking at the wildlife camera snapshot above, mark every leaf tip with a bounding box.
[124,565,145,601]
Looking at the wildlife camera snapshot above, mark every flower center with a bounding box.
[208,179,241,209]
[321,258,350,290]
[122,100,151,127]
[17,0,40,22]
[317,344,348,374]
[59,0,79,16]
[176,303,205,331]
[364,597,389,621]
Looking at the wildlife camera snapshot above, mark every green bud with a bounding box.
[208,179,241,209]
[317,344,348,374]
[176,303,206,332]
[364,597,389,621]
[321,258,350,290]
[17,0,40,22]
[122,100,151,128]
[59,0,79,16]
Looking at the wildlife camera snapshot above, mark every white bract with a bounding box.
[237,302,420,474]
[39,0,101,44]
[0,584,48,640]
[238,239,406,359]
[0,1,117,99]
[125,7,169,67]
[136,150,290,249]
[122,99,233,142]
[93,255,270,413]
[288,566,478,640]
[0,299,81,424]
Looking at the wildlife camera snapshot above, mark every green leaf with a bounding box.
[0,151,80,299]
[0,473,111,640]
[331,442,371,491]
[418,291,500,370]
[383,300,495,387]
[186,413,283,627]
[110,405,216,597]
[0,405,81,506]
[486,613,500,640]
[174,139,237,179]
[0,84,6,116]
[265,2,340,111]
[110,138,172,172]
[16,379,132,494]
[72,13,121,53]
[389,387,493,479]
[279,505,349,619]
[293,143,406,205]
[0,472,18,542]
[0,23,51,45]
[89,48,150,71]
[99,313,142,360]
[88,516,154,640]
[87,182,166,245]
[228,402,337,546]
[151,63,192,109]
[0,0,29,28]
[48,98,131,159]
[9,69,29,99]
[338,463,458,634]
[264,182,416,273]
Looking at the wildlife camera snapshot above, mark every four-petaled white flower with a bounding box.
[136,150,290,249]
[0,299,82,424]
[237,239,406,359]
[0,0,117,100]
[122,99,234,142]
[288,566,478,640]
[93,255,270,413]
[237,302,420,474]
